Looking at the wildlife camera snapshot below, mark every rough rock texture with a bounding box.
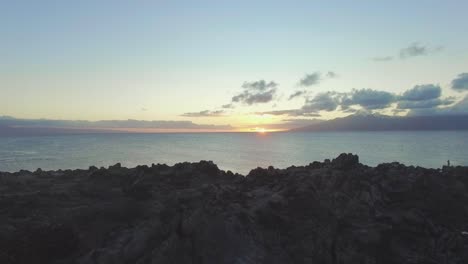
[1,153,468,264]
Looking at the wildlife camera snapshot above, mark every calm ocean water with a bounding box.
[1,131,467,174]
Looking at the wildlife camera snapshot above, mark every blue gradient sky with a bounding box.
[1,1,468,130]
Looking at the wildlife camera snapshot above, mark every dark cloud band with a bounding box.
[452,73,468,91]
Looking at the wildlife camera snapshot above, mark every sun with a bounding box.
[254,127,267,134]
[238,126,284,133]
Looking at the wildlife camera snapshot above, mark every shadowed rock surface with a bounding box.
[1,153,468,264]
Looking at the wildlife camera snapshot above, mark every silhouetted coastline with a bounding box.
[1,154,468,263]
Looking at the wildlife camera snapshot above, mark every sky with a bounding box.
[1,0,468,131]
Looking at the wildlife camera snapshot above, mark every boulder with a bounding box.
[331,153,360,169]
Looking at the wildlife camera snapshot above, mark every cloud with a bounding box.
[302,92,341,112]
[289,71,338,100]
[255,109,308,116]
[232,80,278,105]
[282,118,322,123]
[372,56,394,62]
[326,71,337,78]
[257,93,339,117]
[400,43,427,58]
[257,81,465,117]
[397,97,455,109]
[288,90,305,100]
[298,71,337,87]
[255,109,321,117]
[180,110,225,117]
[451,73,468,91]
[264,86,434,116]
[241,80,277,91]
[261,118,324,130]
[342,89,396,110]
[338,84,457,112]
[342,107,358,113]
[399,43,442,59]
[392,108,408,115]
[408,95,468,116]
[221,103,234,109]
[400,84,441,101]
[256,109,298,116]
[373,43,441,62]
[141,108,148,111]
[397,84,456,110]
[299,72,321,87]
[232,89,276,105]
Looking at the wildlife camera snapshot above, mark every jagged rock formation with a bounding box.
[1,153,468,264]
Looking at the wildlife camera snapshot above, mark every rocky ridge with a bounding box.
[1,153,468,264]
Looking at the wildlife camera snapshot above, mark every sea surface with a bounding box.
[1,131,467,174]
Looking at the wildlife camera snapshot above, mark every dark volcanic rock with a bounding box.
[1,154,468,264]
[331,153,359,169]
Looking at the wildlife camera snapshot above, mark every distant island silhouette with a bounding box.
[292,114,468,132]
[2,114,468,136]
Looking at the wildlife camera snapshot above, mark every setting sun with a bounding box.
[256,127,266,133]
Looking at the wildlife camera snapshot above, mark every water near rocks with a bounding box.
[1,131,468,174]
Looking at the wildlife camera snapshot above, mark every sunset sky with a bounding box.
[1,1,468,131]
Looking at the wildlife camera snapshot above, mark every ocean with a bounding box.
[1,131,467,174]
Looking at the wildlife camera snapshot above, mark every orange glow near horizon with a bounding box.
[234,127,285,133]
[228,114,289,133]
[111,126,287,133]
[11,125,288,134]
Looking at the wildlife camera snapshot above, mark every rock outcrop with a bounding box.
[1,154,468,264]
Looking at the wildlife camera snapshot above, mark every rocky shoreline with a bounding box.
[1,153,468,264]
